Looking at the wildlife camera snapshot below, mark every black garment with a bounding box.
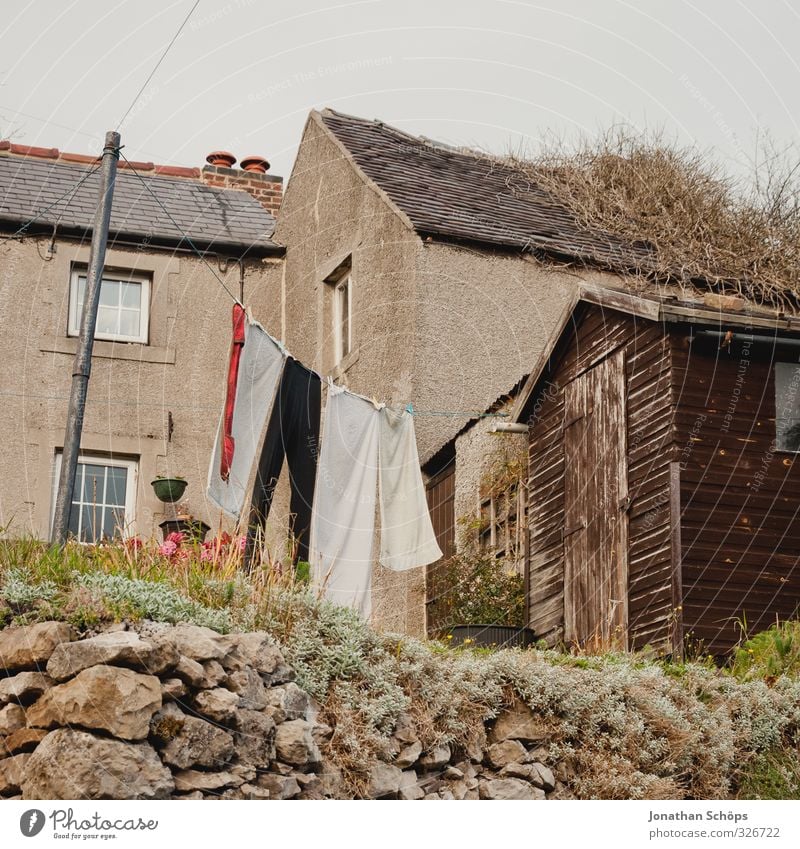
[245,357,321,567]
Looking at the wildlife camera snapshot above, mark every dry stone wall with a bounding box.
[0,621,573,800]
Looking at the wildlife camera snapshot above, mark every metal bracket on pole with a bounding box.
[51,131,120,545]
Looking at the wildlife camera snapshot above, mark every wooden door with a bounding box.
[563,349,629,649]
[425,463,456,634]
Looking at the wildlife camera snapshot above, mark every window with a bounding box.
[52,453,137,542]
[68,267,150,343]
[775,362,800,451]
[333,272,352,365]
[478,481,526,565]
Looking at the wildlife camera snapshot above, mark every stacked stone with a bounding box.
[0,621,574,801]
[0,621,335,800]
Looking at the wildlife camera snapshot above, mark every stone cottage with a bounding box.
[0,142,283,542]
[262,108,640,636]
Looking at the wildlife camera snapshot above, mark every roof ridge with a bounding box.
[0,139,200,179]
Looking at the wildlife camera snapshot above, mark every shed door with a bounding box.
[563,349,629,649]
[425,463,456,635]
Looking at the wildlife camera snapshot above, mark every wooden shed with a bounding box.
[514,284,800,656]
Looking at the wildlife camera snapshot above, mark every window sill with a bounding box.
[40,335,176,365]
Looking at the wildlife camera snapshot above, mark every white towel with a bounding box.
[378,407,442,570]
[309,385,380,618]
[207,319,285,519]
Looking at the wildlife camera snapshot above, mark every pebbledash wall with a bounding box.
[266,111,625,636]
[0,230,281,543]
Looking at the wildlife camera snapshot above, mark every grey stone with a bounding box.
[487,740,527,769]
[0,671,51,705]
[395,740,422,768]
[479,778,545,800]
[489,700,549,745]
[266,682,309,722]
[220,631,284,676]
[161,677,187,701]
[392,712,418,746]
[201,659,227,687]
[0,622,75,672]
[45,631,178,681]
[0,752,30,795]
[398,769,424,800]
[225,667,268,710]
[173,655,206,688]
[531,762,555,791]
[0,703,26,736]
[170,624,227,661]
[369,762,404,798]
[418,744,451,770]
[193,687,239,724]
[444,765,464,780]
[235,709,276,768]
[159,712,234,770]
[275,719,322,766]
[257,773,300,799]
[318,759,345,798]
[173,769,243,793]
[22,729,173,799]
[27,665,161,740]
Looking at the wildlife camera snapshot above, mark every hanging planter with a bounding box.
[151,476,188,503]
[447,624,536,649]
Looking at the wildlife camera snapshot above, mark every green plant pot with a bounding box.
[151,478,188,503]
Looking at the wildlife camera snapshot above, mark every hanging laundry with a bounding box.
[309,384,380,619]
[245,357,322,565]
[378,406,442,570]
[220,304,246,482]
[207,313,285,519]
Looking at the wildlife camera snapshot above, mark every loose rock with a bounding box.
[172,769,243,793]
[0,752,30,795]
[257,773,300,799]
[235,709,276,768]
[489,700,549,745]
[487,740,527,770]
[22,729,173,799]
[193,687,239,724]
[369,763,404,798]
[170,624,227,662]
[0,622,75,672]
[159,712,234,770]
[27,666,161,740]
[46,631,178,681]
[275,719,322,766]
[479,778,545,800]
[2,728,48,755]
[418,744,451,770]
[0,704,25,736]
[0,671,51,705]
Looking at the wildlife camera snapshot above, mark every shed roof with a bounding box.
[319,108,646,266]
[511,285,800,423]
[0,154,280,255]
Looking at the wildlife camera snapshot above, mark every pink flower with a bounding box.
[238,536,246,553]
[166,532,185,545]
[158,540,178,558]
[200,546,215,562]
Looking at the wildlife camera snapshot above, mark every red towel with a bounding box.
[220,304,246,481]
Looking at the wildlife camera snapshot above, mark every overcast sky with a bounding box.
[2,0,799,181]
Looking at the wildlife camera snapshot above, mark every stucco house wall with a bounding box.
[0,234,277,541]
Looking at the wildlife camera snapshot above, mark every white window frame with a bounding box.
[68,267,151,344]
[333,272,352,365]
[51,452,138,541]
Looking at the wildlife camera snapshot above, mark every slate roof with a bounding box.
[320,109,647,267]
[0,155,280,254]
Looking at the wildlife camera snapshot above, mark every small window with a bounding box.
[333,272,352,365]
[68,267,150,344]
[775,362,800,451]
[52,453,137,542]
[478,482,525,565]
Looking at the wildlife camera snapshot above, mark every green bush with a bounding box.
[731,620,800,681]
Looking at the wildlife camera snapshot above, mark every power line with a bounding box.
[119,150,242,305]
[117,0,201,130]
[0,161,102,245]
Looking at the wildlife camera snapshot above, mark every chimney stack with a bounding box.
[201,150,282,217]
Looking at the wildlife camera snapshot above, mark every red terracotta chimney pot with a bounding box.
[240,155,270,174]
[206,151,237,168]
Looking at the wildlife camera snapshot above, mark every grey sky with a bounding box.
[1,0,798,181]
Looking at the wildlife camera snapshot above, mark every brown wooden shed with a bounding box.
[514,284,800,656]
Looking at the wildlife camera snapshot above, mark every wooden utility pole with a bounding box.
[51,131,120,545]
